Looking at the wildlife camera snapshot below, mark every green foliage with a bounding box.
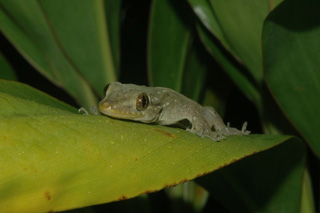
[0,0,118,107]
[0,0,318,212]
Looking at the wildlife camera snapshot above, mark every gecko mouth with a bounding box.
[98,99,144,119]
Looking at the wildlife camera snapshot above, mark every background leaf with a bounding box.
[196,24,259,105]
[103,0,121,75]
[197,137,305,212]
[263,0,320,156]
[187,0,236,58]
[39,0,118,97]
[0,52,16,80]
[208,0,282,84]
[0,79,76,113]
[148,0,208,103]
[180,42,206,101]
[0,0,119,107]
[148,0,192,91]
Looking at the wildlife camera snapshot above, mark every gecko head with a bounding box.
[99,82,162,123]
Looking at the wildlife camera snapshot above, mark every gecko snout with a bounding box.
[98,99,112,111]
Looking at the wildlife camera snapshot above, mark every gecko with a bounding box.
[98,82,250,141]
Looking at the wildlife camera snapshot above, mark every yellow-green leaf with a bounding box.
[0,80,296,212]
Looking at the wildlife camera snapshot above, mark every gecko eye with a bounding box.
[103,84,110,94]
[136,93,149,111]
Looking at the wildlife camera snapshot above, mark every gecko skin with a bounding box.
[98,82,250,141]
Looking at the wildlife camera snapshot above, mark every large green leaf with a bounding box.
[263,0,320,157]
[0,80,293,212]
[148,0,192,91]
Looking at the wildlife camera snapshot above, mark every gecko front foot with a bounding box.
[78,107,89,115]
[78,106,99,115]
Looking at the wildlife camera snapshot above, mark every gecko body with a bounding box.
[99,82,250,141]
